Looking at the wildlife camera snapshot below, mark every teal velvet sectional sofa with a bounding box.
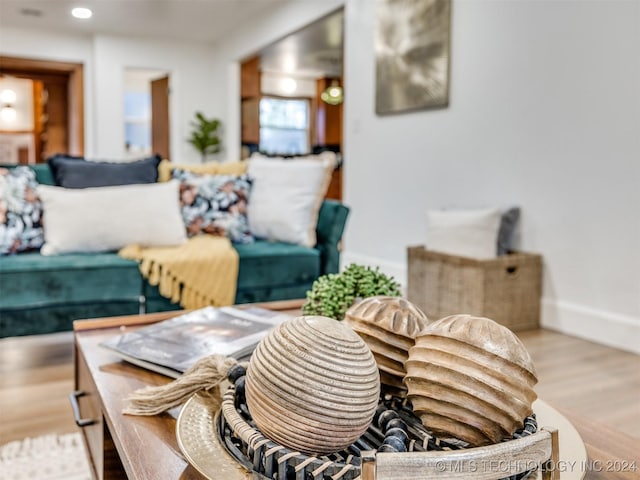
[0,164,349,337]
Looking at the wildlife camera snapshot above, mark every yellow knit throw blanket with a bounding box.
[119,236,239,309]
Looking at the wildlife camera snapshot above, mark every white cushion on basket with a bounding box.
[426,208,501,260]
[38,181,187,255]
[247,156,334,247]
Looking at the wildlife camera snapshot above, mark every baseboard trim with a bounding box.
[342,252,640,354]
[341,252,639,354]
[541,299,640,354]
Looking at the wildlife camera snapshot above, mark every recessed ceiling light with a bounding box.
[71,7,92,19]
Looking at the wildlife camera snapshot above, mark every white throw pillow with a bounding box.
[247,157,333,247]
[38,181,187,255]
[426,208,502,259]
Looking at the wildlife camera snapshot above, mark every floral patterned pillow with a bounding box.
[0,166,44,255]
[173,169,253,244]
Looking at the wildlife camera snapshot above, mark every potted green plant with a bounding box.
[302,264,402,320]
[187,112,222,161]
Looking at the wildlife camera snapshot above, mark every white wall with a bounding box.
[0,28,216,163]
[200,0,640,352]
[0,26,95,156]
[92,34,217,163]
[342,0,640,352]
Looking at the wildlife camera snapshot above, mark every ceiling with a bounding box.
[0,0,290,43]
[259,9,343,78]
[0,1,344,78]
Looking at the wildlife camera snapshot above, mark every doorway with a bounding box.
[0,55,84,163]
[123,68,170,160]
[239,7,344,200]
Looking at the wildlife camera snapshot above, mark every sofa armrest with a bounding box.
[315,200,350,275]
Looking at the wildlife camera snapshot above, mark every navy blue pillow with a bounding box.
[48,154,161,188]
[497,207,520,255]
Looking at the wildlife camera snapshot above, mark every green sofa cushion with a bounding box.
[1,241,319,311]
[235,240,320,289]
[316,200,350,274]
[0,252,143,309]
[31,163,55,186]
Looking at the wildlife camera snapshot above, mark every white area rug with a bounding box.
[0,433,92,480]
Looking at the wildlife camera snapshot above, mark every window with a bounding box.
[124,91,151,156]
[259,97,309,155]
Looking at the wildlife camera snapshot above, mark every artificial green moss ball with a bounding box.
[302,263,401,320]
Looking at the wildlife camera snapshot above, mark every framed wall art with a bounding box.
[375,0,451,115]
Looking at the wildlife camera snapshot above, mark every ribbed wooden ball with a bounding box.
[405,314,538,446]
[345,296,429,395]
[245,316,380,455]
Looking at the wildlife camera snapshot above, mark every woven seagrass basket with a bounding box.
[407,246,543,331]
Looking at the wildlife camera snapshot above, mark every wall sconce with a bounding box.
[0,89,17,123]
[1,106,17,123]
[321,80,343,105]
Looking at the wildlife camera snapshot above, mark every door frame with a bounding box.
[0,55,84,158]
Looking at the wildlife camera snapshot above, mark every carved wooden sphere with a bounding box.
[405,314,538,446]
[245,316,380,455]
[345,296,430,395]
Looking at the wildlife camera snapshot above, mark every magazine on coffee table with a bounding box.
[100,306,292,378]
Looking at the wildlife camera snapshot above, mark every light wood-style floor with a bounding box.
[1,328,639,445]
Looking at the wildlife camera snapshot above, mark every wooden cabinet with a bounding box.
[241,97,260,144]
[240,56,261,99]
[240,56,261,145]
[43,79,68,159]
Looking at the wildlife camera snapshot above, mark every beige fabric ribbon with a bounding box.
[123,354,243,416]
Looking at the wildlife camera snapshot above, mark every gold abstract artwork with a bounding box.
[375,0,451,114]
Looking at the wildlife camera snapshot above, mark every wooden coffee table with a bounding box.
[73,302,639,480]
